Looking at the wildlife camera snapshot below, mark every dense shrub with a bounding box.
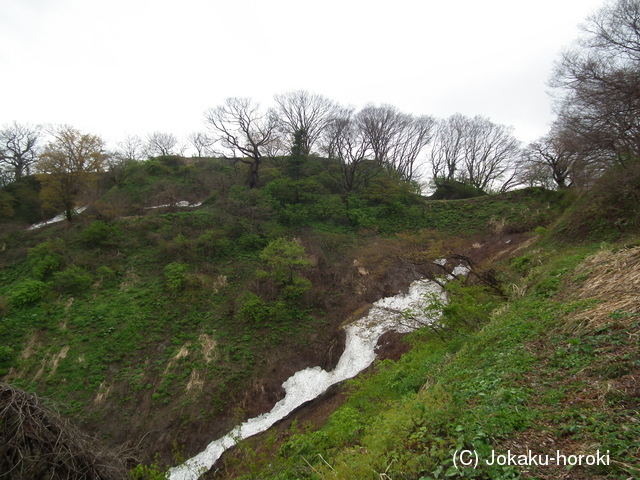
[430,179,487,200]
[0,191,15,219]
[264,177,327,206]
[307,195,347,223]
[277,204,311,226]
[259,238,311,285]
[552,160,640,242]
[281,276,312,301]
[96,266,116,281]
[238,292,271,325]
[0,296,8,317]
[80,220,120,247]
[359,175,420,206]
[9,279,48,307]
[1,175,43,223]
[145,156,188,176]
[196,230,234,259]
[163,262,190,291]
[28,238,64,279]
[0,345,14,376]
[237,233,266,252]
[52,266,93,294]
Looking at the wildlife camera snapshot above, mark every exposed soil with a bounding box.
[460,232,538,265]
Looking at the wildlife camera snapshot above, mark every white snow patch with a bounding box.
[144,201,202,210]
[28,206,89,230]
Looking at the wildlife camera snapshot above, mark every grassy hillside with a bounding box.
[208,163,640,479]
[1,154,634,478]
[218,240,640,479]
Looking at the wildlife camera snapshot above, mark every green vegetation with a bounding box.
[221,243,640,480]
[0,154,555,448]
[1,136,639,479]
[3,4,640,476]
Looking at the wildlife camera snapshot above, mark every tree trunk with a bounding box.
[247,159,260,189]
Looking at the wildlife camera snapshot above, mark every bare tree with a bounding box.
[356,104,405,165]
[460,116,520,191]
[551,0,640,165]
[553,52,640,164]
[204,97,279,188]
[273,90,338,155]
[187,131,214,157]
[429,114,467,185]
[514,154,557,189]
[321,109,377,193]
[0,122,41,182]
[429,115,520,192]
[356,104,435,182]
[116,134,146,161]
[146,131,178,157]
[389,115,436,182]
[521,130,583,189]
[582,0,640,62]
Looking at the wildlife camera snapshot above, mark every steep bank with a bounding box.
[0,182,567,472]
[214,240,640,479]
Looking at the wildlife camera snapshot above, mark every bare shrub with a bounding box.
[0,383,130,479]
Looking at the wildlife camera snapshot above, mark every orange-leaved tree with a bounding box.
[36,125,107,221]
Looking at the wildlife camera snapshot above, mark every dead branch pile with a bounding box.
[0,383,129,480]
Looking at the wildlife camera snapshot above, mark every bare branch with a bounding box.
[429,115,520,192]
[146,131,178,157]
[273,90,338,155]
[0,122,41,181]
[204,98,279,188]
[356,105,435,182]
[116,134,145,162]
[186,131,215,157]
[0,383,131,479]
[551,0,640,166]
[321,109,378,193]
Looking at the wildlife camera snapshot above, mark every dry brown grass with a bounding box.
[565,246,640,331]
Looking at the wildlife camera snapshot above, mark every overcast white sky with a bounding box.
[0,0,606,152]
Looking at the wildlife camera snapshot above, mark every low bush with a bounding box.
[80,220,120,247]
[96,266,116,281]
[9,279,48,307]
[28,238,64,279]
[52,266,93,295]
[163,262,190,291]
[430,179,487,200]
[237,292,271,325]
[0,345,15,376]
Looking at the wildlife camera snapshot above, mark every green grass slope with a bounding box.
[0,155,575,474]
[220,242,640,479]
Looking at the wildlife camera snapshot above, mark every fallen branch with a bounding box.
[0,383,130,480]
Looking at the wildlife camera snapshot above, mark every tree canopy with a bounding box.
[36,126,107,220]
